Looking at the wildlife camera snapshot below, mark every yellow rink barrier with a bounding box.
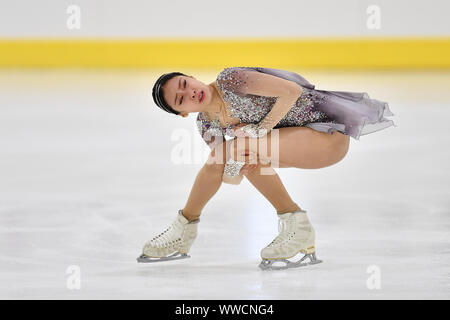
[0,38,449,69]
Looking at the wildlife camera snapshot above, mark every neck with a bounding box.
[201,83,222,114]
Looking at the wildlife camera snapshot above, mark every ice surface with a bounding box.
[0,70,449,299]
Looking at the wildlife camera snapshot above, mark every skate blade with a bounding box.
[258,253,322,271]
[136,252,190,263]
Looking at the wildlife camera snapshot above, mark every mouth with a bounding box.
[198,91,204,102]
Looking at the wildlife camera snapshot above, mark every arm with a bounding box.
[220,68,303,137]
[196,112,244,184]
[215,67,303,183]
[256,91,303,134]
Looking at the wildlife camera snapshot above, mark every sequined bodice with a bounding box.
[196,67,334,144]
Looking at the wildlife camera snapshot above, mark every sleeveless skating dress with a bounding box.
[196,66,396,148]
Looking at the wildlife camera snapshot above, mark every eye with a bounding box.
[180,79,186,104]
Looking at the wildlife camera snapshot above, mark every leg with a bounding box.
[269,126,350,169]
[182,126,350,221]
[181,138,299,221]
[181,143,227,221]
[140,145,228,260]
[232,126,350,169]
[243,162,302,214]
[237,127,350,215]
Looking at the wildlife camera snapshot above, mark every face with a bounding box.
[162,75,211,117]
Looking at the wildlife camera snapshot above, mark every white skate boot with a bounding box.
[259,208,322,270]
[137,209,199,263]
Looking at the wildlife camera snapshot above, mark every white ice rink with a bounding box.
[0,69,449,299]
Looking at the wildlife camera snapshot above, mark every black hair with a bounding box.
[152,72,187,115]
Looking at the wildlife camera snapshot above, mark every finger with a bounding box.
[235,130,246,137]
[246,167,255,174]
[244,163,258,174]
[234,123,251,136]
[240,163,250,175]
[233,123,246,132]
[246,151,259,164]
[244,155,258,165]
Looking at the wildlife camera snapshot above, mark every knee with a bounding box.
[242,161,275,177]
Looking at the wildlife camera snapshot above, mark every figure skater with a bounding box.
[138,66,396,270]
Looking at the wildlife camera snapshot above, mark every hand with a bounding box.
[223,148,259,177]
[234,123,268,138]
[240,162,258,175]
[233,123,256,138]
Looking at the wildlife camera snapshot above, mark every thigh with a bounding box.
[265,126,350,169]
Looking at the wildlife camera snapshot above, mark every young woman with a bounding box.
[139,66,396,270]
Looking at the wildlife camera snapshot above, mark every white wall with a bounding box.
[0,0,449,38]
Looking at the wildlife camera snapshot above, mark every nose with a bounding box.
[178,82,198,103]
[182,83,197,101]
[189,87,197,101]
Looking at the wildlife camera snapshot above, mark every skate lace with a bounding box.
[150,220,182,248]
[268,218,290,247]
